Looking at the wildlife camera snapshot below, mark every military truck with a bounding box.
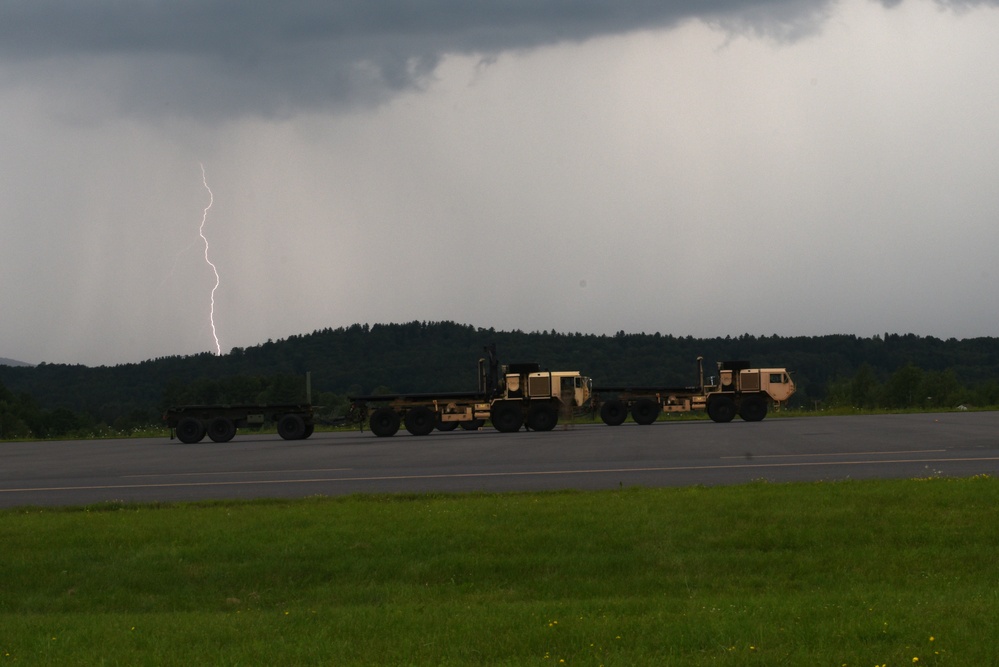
[594,357,795,425]
[350,345,592,436]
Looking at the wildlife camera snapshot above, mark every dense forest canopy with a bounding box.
[3,321,999,438]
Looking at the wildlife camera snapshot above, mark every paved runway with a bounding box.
[2,412,998,507]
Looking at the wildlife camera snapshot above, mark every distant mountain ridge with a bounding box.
[2,321,999,423]
[0,357,32,367]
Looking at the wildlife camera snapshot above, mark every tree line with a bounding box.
[824,363,999,411]
[2,321,998,439]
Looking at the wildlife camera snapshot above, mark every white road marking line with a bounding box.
[3,455,998,494]
[123,468,353,478]
[719,449,947,459]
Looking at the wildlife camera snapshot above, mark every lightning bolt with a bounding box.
[199,163,222,355]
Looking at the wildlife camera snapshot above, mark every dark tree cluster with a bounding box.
[0,380,96,439]
[2,323,998,439]
[823,362,999,411]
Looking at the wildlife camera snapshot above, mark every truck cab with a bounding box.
[750,368,796,403]
[713,363,795,404]
[502,366,592,408]
[705,360,796,422]
[489,363,593,432]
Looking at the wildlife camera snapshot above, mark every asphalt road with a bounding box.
[2,412,998,508]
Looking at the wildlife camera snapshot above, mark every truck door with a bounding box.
[560,376,575,406]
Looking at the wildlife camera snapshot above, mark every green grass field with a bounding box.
[3,477,998,666]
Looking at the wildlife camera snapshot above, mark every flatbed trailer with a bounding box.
[348,392,492,436]
[164,403,315,443]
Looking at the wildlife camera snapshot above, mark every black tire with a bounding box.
[459,419,484,431]
[739,395,768,422]
[277,413,307,440]
[302,423,315,439]
[369,407,401,437]
[707,396,737,423]
[436,418,459,431]
[175,417,205,444]
[630,398,660,426]
[600,399,628,426]
[490,402,523,433]
[526,403,559,431]
[404,406,437,436]
[207,417,236,443]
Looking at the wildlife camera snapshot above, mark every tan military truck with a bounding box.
[594,358,795,425]
[349,345,593,436]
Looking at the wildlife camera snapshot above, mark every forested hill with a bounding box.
[2,321,999,424]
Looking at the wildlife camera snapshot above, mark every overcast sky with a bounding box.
[2,0,998,366]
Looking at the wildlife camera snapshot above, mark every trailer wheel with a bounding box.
[277,413,307,440]
[175,417,205,444]
[600,399,628,426]
[404,406,437,436]
[459,419,484,431]
[490,402,523,433]
[631,398,660,425]
[207,417,237,443]
[369,407,401,437]
[436,417,459,432]
[739,395,768,422]
[527,403,559,431]
[707,396,737,423]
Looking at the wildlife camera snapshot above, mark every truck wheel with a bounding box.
[600,399,628,426]
[630,399,660,426]
[527,403,559,431]
[707,396,737,423]
[277,413,307,440]
[369,407,401,437]
[175,417,205,444]
[302,423,315,439]
[436,417,459,431]
[490,402,523,433]
[739,395,768,422]
[404,406,436,436]
[459,419,484,431]
[207,417,237,443]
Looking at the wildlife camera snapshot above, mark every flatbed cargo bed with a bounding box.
[348,391,486,403]
[164,403,312,421]
[593,386,700,394]
[163,403,315,443]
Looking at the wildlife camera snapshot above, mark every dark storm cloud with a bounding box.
[1,1,825,58]
[0,0,843,118]
[12,0,994,118]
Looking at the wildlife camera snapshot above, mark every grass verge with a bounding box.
[3,478,998,665]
